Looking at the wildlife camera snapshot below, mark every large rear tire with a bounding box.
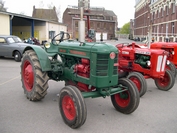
[154,69,175,91]
[111,78,140,114]
[127,72,147,97]
[21,50,49,101]
[59,85,87,129]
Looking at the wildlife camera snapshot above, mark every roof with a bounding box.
[0,11,66,26]
[66,6,116,17]
[32,6,58,22]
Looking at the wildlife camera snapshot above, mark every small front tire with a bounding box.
[59,85,87,129]
[111,78,140,114]
[166,62,176,77]
[127,72,147,97]
[154,69,175,91]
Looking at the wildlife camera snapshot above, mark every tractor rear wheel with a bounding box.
[21,50,49,101]
[59,85,87,129]
[127,72,147,97]
[111,78,140,114]
[154,69,175,91]
[166,62,176,77]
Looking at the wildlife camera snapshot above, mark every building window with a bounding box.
[157,25,159,35]
[104,23,106,29]
[154,12,156,19]
[161,25,163,35]
[161,8,163,17]
[166,23,168,37]
[90,22,94,28]
[172,22,175,35]
[172,3,175,13]
[166,6,168,15]
[75,21,78,28]
[97,23,100,28]
[49,31,55,39]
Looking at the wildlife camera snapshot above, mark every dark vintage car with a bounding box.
[0,35,34,62]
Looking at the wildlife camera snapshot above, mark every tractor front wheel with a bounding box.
[166,62,176,77]
[111,78,140,114]
[59,85,87,129]
[21,50,49,101]
[154,69,175,91]
[127,72,147,97]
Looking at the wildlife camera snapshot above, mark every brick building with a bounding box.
[134,0,177,42]
[63,6,118,40]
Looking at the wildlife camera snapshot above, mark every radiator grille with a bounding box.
[96,54,118,76]
[96,54,109,76]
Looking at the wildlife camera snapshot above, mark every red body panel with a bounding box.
[116,43,168,79]
[150,42,177,68]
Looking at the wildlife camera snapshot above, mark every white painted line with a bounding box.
[0,76,20,86]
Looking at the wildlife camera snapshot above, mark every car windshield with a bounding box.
[7,37,15,43]
[13,37,22,43]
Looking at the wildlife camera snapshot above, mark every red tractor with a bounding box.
[116,42,175,97]
[150,42,177,77]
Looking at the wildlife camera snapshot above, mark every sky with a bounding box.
[3,0,135,28]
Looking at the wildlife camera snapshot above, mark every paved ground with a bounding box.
[0,39,177,133]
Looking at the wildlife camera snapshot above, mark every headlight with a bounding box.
[171,51,175,55]
[44,42,51,48]
[166,60,170,65]
[110,52,116,59]
[146,61,151,66]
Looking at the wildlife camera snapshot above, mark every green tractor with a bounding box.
[21,32,140,129]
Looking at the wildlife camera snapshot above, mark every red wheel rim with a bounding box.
[62,95,76,121]
[115,91,130,107]
[129,77,141,92]
[22,60,34,91]
[157,72,170,87]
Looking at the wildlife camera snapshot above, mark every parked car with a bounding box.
[0,35,33,62]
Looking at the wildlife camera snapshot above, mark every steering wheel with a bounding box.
[52,31,70,45]
[116,43,130,48]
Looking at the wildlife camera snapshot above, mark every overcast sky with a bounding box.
[4,0,135,28]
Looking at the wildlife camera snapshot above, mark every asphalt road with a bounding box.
[1,39,177,133]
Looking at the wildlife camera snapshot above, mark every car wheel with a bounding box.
[14,51,21,62]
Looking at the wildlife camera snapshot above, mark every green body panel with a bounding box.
[82,86,127,98]
[23,45,52,71]
[47,41,118,88]
[27,40,119,97]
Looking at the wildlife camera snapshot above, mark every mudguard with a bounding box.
[23,45,52,71]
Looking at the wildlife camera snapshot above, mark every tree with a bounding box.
[119,22,130,34]
[0,0,7,11]
[38,0,44,8]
